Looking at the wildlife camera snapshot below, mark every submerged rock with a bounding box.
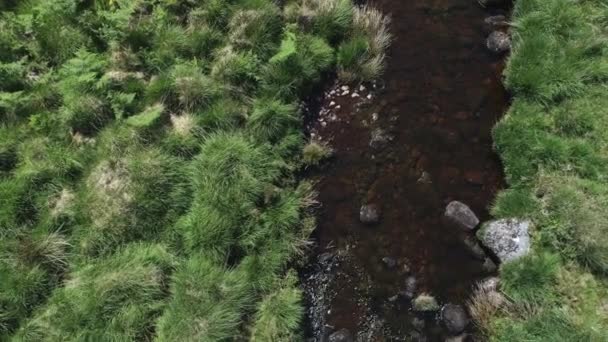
[381,256,397,269]
[478,218,531,262]
[360,204,381,224]
[463,236,487,260]
[402,276,417,298]
[484,15,508,27]
[413,294,439,312]
[445,201,479,230]
[482,258,498,273]
[445,334,468,342]
[412,317,425,332]
[369,128,393,149]
[486,31,511,54]
[329,329,353,342]
[478,0,508,7]
[441,304,469,334]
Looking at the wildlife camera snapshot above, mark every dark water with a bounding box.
[302,0,510,341]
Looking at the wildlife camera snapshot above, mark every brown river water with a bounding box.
[301,0,511,341]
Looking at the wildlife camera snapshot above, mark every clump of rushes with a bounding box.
[78,149,187,256]
[171,61,223,111]
[337,6,391,82]
[14,244,176,341]
[247,98,299,143]
[156,256,253,341]
[250,271,304,341]
[285,0,354,43]
[302,140,333,166]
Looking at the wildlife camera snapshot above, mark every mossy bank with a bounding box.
[0,0,388,340]
[473,0,608,340]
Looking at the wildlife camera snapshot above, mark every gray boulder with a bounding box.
[445,201,479,230]
[360,204,381,224]
[441,304,469,335]
[478,219,531,262]
[486,31,511,54]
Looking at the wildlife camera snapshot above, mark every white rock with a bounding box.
[367,94,373,100]
[329,101,336,106]
[478,219,531,263]
[351,93,359,98]
[359,85,366,92]
[341,85,349,91]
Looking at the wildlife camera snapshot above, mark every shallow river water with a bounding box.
[302,0,511,341]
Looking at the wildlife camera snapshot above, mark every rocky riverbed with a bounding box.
[301,0,513,341]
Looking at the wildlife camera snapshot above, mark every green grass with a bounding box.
[0,0,389,339]
[474,0,608,339]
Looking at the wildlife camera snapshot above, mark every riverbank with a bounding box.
[0,0,388,340]
[476,0,608,340]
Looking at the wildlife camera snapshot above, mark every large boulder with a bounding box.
[445,201,479,230]
[486,31,511,54]
[478,219,531,262]
[441,304,469,335]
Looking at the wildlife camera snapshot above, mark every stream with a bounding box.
[302,0,511,341]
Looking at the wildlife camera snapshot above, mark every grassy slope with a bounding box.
[481,0,608,340]
[0,0,388,340]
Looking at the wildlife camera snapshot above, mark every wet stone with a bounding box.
[413,294,440,312]
[441,304,469,334]
[328,328,353,342]
[381,256,397,269]
[463,236,486,260]
[445,201,480,230]
[360,204,381,224]
[445,334,468,342]
[482,258,498,273]
[369,128,393,149]
[484,15,507,27]
[486,31,511,54]
[478,0,508,7]
[402,276,417,298]
[412,317,425,331]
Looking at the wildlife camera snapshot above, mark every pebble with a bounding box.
[335,105,341,109]
[351,93,359,98]
[367,94,373,100]
[341,85,349,91]
[359,85,366,92]
[372,113,379,121]
[321,122,327,127]
[329,101,336,106]
[341,90,349,96]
